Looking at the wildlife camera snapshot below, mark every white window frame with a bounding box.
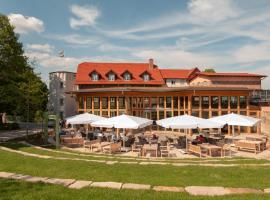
[91,72,99,81]
[124,73,131,81]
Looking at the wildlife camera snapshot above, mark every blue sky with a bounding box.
[1,0,269,87]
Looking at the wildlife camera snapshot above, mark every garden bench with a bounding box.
[235,140,261,154]
[188,144,207,157]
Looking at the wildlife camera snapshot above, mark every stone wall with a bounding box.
[261,106,270,136]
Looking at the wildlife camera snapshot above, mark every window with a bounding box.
[180,97,184,109]
[171,80,176,85]
[173,97,178,109]
[143,73,150,81]
[221,96,228,109]
[151,97,157,108]
[60,98,64,106]
[211,96,219,109]
[202,111,209,119]
[78,97,84,109]
[240,96,247,109]
[166,97,172,108]
[159,97,164,108]
[108,73,115,81]
[230,96,238,109]
[91,72,99,81]
[123,72,131,80]
[192,96,200,109]
[86,97,92,109]
[93,97,100,109]
[110,97,116,109]
[201,96,209,109]
[60,82,64,88]
[119,97,125,109]
[102,97,108,109]
[143,97,150,108]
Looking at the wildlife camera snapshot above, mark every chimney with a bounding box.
[149,58,154,69]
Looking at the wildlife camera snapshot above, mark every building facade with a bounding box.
[48,71,77,119]
[70,59,267,134]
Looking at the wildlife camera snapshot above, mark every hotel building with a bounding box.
[70,59,267,134]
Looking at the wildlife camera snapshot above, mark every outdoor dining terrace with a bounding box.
[57,113,268,159]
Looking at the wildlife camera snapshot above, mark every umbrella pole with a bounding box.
[185,129,188,152]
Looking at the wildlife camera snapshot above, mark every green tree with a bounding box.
[0,14,48,122]
[203,68,216,73]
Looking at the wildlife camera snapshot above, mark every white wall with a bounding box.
[165,79,188,87]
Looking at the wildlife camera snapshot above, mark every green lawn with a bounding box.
[1,179,270,200]
[1,143,270,189]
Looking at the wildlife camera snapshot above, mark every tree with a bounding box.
[203,68,216,73]
[0,14,48,122]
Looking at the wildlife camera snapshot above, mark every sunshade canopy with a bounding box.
[91,114,153,129]
[156,114,224,129]
[209,113,261,127]
[66,113,106,125]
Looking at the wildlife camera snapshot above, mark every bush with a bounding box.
[0,123,20,130]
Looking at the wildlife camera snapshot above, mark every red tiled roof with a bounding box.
[160,68,200,79]
[75,62,165,85]
[197,72,266,77]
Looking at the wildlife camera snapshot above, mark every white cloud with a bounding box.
[48,34,101,46]
[70,4,100,29]
[234,44,270,63]
[8,13,44,34]
[26,43,54,53]
[132,49,219,68]
[187,0,240,24]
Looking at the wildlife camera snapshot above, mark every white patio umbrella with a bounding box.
[209,113,261,136]
[91,114,153,129]
[66,113,106,125]
[92,114,153,148]
[156,114,224,150]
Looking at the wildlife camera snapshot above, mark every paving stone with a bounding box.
[119,161,138,164]
[185,186,230,196]
[68,181,92,189]
[153,186,185,192]
[91,181,122,189]
[122,183,151,190]
[43,178,76,186]
[227,187,263,194]
[10,174,32,180]
[264,188,270,193]
[0,172,15,178]
[106,161,118,165]
[24,176,48,183]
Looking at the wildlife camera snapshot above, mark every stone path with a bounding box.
[2,145,270,168]
[0,171,268,196]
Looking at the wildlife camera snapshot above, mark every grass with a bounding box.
[1,179,270,200]
[1,146,270,189]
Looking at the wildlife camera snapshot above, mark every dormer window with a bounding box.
[143,74,150,81]
[91,72,99,81]
[123,72,131,81]
[108,73,115,81]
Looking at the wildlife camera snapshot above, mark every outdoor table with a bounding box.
[199,144,222,157]
[142,144,158,157]
[237,139,263,152]
[91,141,111,152]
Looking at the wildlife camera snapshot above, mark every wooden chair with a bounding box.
[188,143,207,157]
[160,144,171,157]
[102,142,122,154]
[84,139,100,152]
[131,143,142,156]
